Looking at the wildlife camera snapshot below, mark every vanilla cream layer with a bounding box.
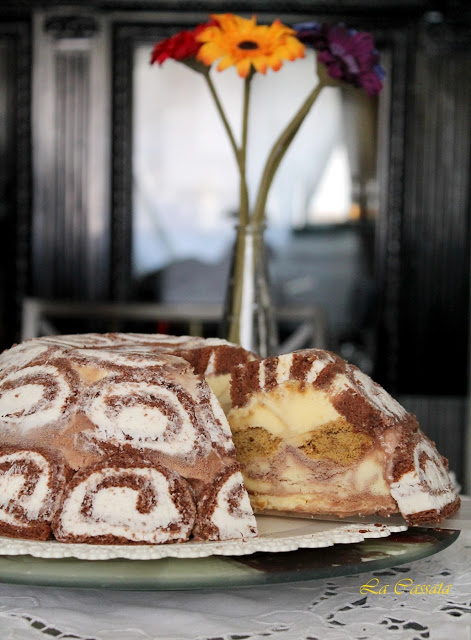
[206,373,232,414]
[227,381,340,440]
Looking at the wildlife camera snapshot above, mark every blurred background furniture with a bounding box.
[21,297,328,355]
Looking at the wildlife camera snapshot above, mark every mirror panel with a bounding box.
[131,33,387,371]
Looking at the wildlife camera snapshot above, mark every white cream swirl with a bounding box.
[72,348,172,370]
[0,365,75,431]
[56,466,195,543]
[209,470,257,540]
[84,379,201,457]
[349,367,407,419]
[0,341,50,373]
[390,437,457,516]
[0,450,55,524]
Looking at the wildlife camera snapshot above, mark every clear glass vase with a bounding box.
[220,223,278,357]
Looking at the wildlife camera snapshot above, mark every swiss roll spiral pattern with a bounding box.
[0,333,258,543]
[390,435,459,522]
[0,341,51,374]
[53,459,196,544]
[83,377,204,459]
[195,467,257,541]
[0,363,77,432]
[0,447,65,540]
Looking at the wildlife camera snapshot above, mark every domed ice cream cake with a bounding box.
[0,335,257,543]
[227,349,461,526]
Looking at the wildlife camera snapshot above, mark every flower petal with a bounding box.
[151,20,216,66]
[195,13,304,75]
[294,21,385,95]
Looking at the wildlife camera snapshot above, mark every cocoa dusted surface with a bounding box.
[174,344,257,377]
[0,520,52,541]
[231,350,347,409]
[391,431,450,483]
[231,361,263,407]
[331,362,418,438]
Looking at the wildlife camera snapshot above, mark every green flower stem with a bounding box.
[204,70,250,226]
[204,71,239,160]
[238,73,253,227]
[252,81,325,226]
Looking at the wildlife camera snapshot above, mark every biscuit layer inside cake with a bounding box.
[228,380,397,516]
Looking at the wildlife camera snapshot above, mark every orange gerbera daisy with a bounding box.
[196,14,305,78]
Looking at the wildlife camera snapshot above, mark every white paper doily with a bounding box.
[0,516,407,560]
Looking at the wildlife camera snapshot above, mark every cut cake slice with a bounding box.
[227,348,461,526]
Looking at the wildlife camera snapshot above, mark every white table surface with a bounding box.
[0,517,469,640]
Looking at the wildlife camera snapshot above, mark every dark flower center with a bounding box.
[238,40,259,50]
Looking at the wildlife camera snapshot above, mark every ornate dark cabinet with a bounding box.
[0,1,470,485]
[0,20,31,355]
[398,21,471,397]
[31,11,111,302]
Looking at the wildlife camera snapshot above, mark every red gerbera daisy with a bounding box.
[151,20,216,65]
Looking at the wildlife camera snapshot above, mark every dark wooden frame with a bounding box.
[0,20,32,348]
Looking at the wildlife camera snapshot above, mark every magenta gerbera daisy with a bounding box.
[294,22,385,96]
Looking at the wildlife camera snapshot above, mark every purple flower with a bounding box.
[294,22,385,96]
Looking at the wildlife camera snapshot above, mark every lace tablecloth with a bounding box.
[0,526,469,640]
